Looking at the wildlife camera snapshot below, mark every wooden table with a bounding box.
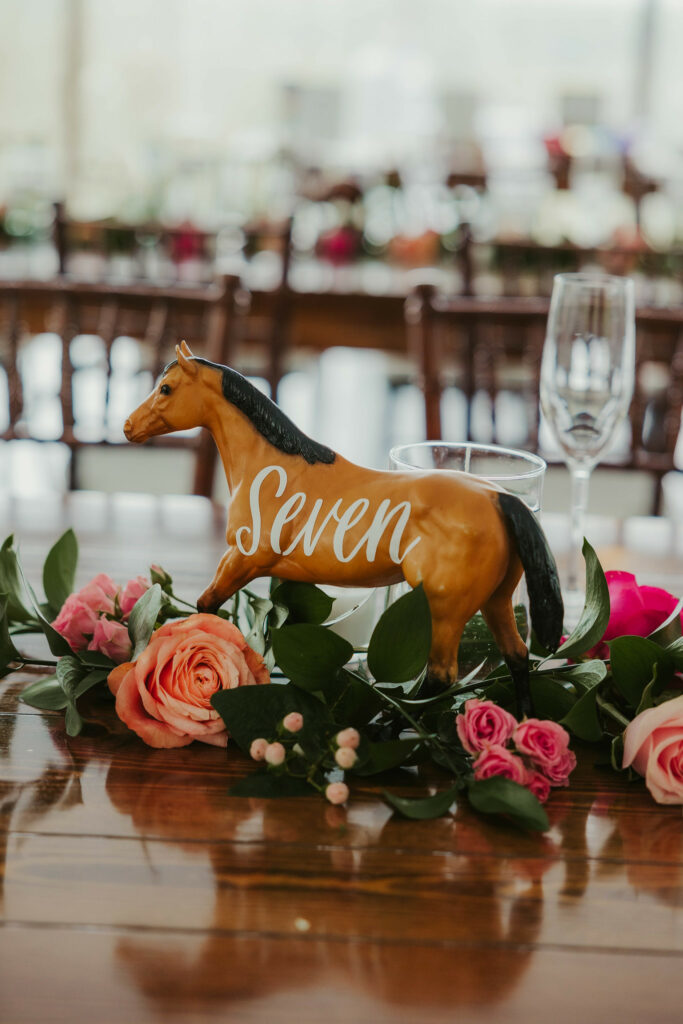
[2,494,683,1023]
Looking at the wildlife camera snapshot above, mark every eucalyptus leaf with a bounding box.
[353,738,420,776]
[57,655,86,696]
[245,597,273,654]
[127,584,162,658]
[20,675,68,711]
[270,581,334,625]
[64,704,84,736]
[609,635,673,708]
[383,784,459,820]
[42,529,78,617]
[556,540,610,660]
[228,773,314,798]
[468,776,549,831]
[271,624,353,692]
[367,584,431,684]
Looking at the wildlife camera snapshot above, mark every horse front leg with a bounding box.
[197,548,262,614]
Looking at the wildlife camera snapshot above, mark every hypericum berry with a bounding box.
[282,711,304,733]
[325,781,350,805]
[335,747,357,769]
[265,741,286,766]
[336,727,360,749]
[250,738,268,761]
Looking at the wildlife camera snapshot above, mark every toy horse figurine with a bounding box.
[124,341,563,713]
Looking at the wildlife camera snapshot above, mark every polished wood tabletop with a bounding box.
[1,493,683,1024]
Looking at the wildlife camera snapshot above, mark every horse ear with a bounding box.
[175,344,198,377]
[180,339,194,357]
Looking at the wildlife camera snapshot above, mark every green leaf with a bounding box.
[459,607,527,673]
[64,704,83,736]
[127,584,162,659]
[78,649,116,669]
[211,682,332,755]
[664,635,683,671]
[14,559,73,657]
[560,685,604,742]
[556,540,610,659]
[245,596,273,655]
[150,564,173,593]
[468,777,549,831]
[367,584,431,684]
[73,668,109,700]
[228,773,313,798]
[611,732,625,771]
[20,674,68,711]
[609,635,673,708]
[560,660,607,691]
[270,581,334,625]
[0,536,35,623]
[0,596,21,676]
[354,738,420,776]
[383,784,459,820]
[328,668,384,727]
[42,529,78,617]
[57,655,86,696]
[271,624,353,693]
[529,674,577,720]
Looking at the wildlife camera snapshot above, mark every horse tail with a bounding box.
[496,492,564,653]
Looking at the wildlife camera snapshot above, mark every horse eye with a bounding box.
[160,384,171,396]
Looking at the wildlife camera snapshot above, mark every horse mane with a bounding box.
[166,358,336,465]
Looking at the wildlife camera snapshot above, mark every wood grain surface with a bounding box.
[1,494,683,1023]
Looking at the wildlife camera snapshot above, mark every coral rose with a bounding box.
[456,698,517,755]
[472,744,528,785]
[623,694,683,804]
[108,613,269,749]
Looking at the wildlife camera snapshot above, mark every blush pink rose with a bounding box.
[472,744,528,785]
[514,719,575,787]
[107,613,269,749]
[119,575,150,618]
[587,571,682,659]
[51,594,100,651]
[88,618,132,663]
[456,698,517,755]
[623,695,683,804]
[76,573,119,616]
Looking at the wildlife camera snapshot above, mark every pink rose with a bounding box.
[514,718,573,781]
[472,744,528,785]
[456,698,517,755]
[52,594,99,651]
[526,771,551,804]
[587,571,682,659]
[107,613,269,748]
[88,618,132,663]
[76,573,119,616]
[623,695,683,804]
[119,575,150,618]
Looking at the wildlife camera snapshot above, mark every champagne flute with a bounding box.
[540,273,635,618]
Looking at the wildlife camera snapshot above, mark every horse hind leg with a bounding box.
[481,586,533,719]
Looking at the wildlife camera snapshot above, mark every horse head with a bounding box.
[124,340,217,442]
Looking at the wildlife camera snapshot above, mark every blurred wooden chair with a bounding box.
[406,285,683,513]
[0,274,240,497]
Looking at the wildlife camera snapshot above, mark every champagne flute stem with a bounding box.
[568,465,591,592]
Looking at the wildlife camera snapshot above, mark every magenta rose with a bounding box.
[456,698,518,755]
[623,695,683,804]
[472,744,528,785]
[119,575,150,618]
[88,618,132,663]
[514,719,576,786]
[586,571,682,659]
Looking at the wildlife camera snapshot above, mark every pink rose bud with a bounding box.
[335,747,357,769]
[456,698,518,755]
[119,575,151,618]
[473,744,528,786]
[87,617,132,664]
[514,719,571,773]
[325,781,350,805]
[265,741,286,766]
[526,770,551,804]
[52,594,99,651]
[336,727,360,749]
[282,712,304,733]
[250,738,269,761]
[623,694,683,804]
